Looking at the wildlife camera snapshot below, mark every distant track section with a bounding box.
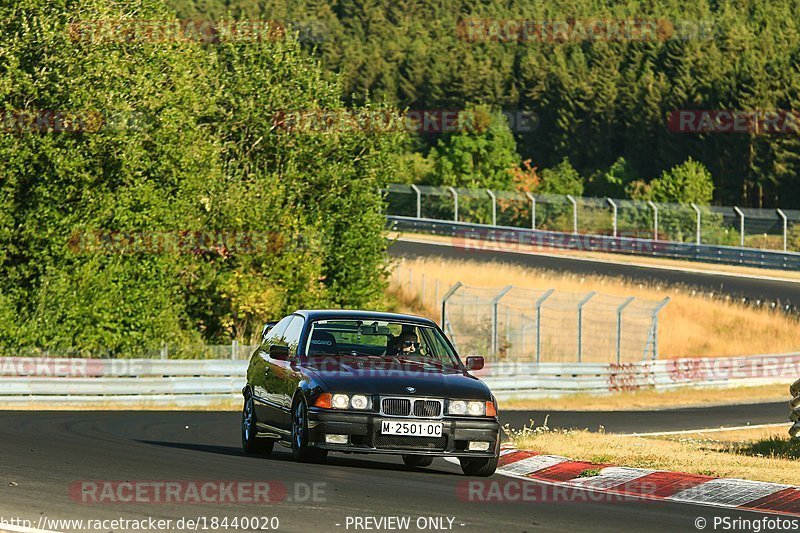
[389,238,800,305]
[388,215,800,271]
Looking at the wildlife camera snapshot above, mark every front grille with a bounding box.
[380,397,443,418]
[413,400,442,418]
[382,398,411,416]
[374,434,447,451]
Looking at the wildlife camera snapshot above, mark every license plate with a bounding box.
[381,420,443,437]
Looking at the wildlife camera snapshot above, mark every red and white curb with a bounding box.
[447,447,800,516]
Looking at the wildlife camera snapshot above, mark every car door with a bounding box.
[269,315,305,431]
[250,315,292,432]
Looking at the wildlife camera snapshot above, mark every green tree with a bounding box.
[648,158,715,204]
[429,106,520,190]
[538,158,584,196]
[591,157,639,198]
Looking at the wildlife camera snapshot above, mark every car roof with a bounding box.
[293,309,438,326]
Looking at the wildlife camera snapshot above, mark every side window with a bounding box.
[264,316,292,347]
[282,316,305,358]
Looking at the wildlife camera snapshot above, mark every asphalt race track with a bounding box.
[0,411,782,533]
[389,239,800,304]
[501,402,788,434]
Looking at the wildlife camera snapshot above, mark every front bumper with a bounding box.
[306,408,500,458]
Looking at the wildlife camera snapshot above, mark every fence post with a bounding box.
[486,189,497,226]
[566,195,578,234]
[647,200,658,240]
[535,289,555,363]
[160,343,168,360]
[491,286,513,356]
[690,203,701,244]
[449,186,459,222]
[616,297,635,363]
[410,184,421,219]
[651,297,671,360]
[440,282,463,328]
[777,209,788,252]
[231,339,238,360]
[525,192,536,230]
[734,206,745,247]
[607,198,617,238]
[576,291,596,362]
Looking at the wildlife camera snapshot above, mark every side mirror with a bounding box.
[269,344,290,361]
[465,356,484,371]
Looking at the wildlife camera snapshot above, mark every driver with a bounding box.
[396,330,420,355]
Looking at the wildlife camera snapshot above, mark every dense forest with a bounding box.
[0,0,403,352]
[4,0,800,352]
[170,0,800,208]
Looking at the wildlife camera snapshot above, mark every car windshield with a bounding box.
[305,319,461,369]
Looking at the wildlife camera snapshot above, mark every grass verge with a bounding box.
[499,384,787,411]
[509,422,800,485]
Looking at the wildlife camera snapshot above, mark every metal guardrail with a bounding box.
[1,353,796,403]
[479,352,800,399]
[0,359,248,406]
[388,216,800,271]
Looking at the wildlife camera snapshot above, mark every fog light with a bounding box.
[468,441,490,451]
[325,434,349,444]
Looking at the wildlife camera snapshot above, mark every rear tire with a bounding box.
[242,395,274,455]
[291,397,327,463]
[403,455,434,468]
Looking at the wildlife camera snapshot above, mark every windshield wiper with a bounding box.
[394,356,445,369]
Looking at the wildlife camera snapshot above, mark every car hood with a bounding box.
[303,358,492,400]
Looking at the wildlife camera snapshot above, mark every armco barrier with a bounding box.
[0,359,248,407]
[476,352,800,399]
[0,353,797,404]
[388,215,800,271]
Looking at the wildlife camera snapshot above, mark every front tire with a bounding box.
[291,397,327,463]
[460,439,499,476]
[242,395,274,455]
[403,455,434,468]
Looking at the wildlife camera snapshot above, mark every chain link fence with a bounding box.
[392,267,669,364]
[384,184,800,252]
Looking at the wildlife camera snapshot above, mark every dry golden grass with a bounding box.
[510,424,800,485]
[389,256,800,358]
[499,384,787,411]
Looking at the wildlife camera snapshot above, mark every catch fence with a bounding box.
[391,267,669,364]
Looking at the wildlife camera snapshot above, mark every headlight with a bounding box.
[350,394,369,410]
[448,400,467,415]
[467,401,486,416]
[331,394,350,409]
[448,400,488,416]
